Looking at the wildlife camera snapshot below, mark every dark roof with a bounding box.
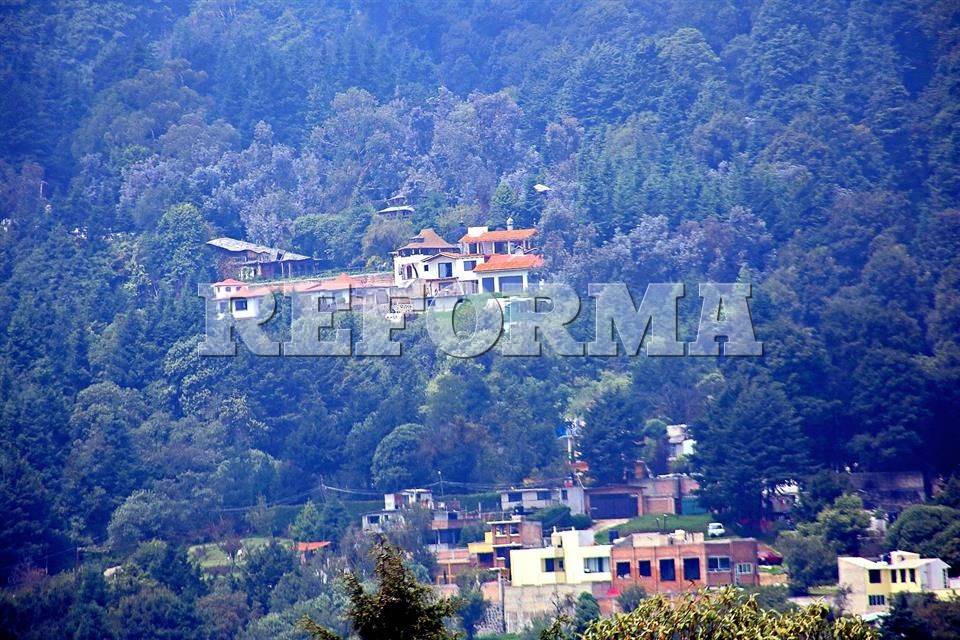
[206,237,310,261]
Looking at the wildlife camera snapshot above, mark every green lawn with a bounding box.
[188,536,292,571]
[759,564,787,575]
[594,513,715,543]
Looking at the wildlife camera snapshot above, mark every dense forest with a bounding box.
[1,0,959,638]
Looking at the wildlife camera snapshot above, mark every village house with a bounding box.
[472,253,544,294]
[393,228,463,286]
[585,474,701,520]
[210,278,266,319]
[666,424,695,462]
[845,471,928,518]
[468,516,545,578]
[377,193,415,219]
[499,486,586,516]
[459,220,536,255]
[430,507,482,551]
[206,237,317,280]
[210,272,395,319]
[392,222,543,299]
[610,530,759,595]
[838,551,952,616]
[208,218,543,321]
[360,509,404,534]
[359,488,480,551]
[435,547,474,584]
[384,488,435,511]
[509,529,612,587]
[362,489,434,533]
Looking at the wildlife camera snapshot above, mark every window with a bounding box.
[509,524,520,535]
[536,490,551,500]
[890,569,897,583]
[638,560,652,577]
[868,595,886,606]
[708,557,731,572]
[584,557,609,574]
[507,492,522,503]
[659,559,676,581]
[482,277,496,293]
[424,264,430,272]
[616,561,632,578]
[233,298,248,311]
[438,262,453,278]
[561,489,568,500]
[683,558,701,581]
[463,260,476,271]
[736,563,753,575]
[499,275,524,293]
[544,558,564,573]
[909,569,916,583]
[900,569,907,583]
[869,569,882,584]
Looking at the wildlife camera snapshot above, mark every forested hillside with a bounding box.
[1,1,959,638]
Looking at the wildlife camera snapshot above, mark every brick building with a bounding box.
[585,475,700,520]
[610,531,758,594]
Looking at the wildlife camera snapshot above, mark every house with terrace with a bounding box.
[838,551,952,616]
[210,273,394,319]
[459,219,536,255]
[392,223,543,299]
[206,237,317,280]
[208,220,544,319]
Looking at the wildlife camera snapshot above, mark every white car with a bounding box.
[707,522,725,537]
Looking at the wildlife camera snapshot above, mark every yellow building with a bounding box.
[509,529,612,587]
[838,550,951,615]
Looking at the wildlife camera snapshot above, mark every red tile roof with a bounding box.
[294,541,331,552]
[459,228,537,244]
[398,228,457,251]
[214,278,247,286]
[306,273,358,291]
[215,272,394,298]
[303,273,395,291]
[472,253,544,273]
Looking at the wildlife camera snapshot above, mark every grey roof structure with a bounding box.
[205,237,310,261]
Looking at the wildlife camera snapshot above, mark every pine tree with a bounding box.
[300,541,460,640]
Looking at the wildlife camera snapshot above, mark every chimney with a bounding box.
[506,217,514,230]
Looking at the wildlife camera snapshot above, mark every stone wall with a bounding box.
[482,581,612,634]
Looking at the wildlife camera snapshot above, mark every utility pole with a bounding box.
[438,471,444,499]
[497,568,506,634]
